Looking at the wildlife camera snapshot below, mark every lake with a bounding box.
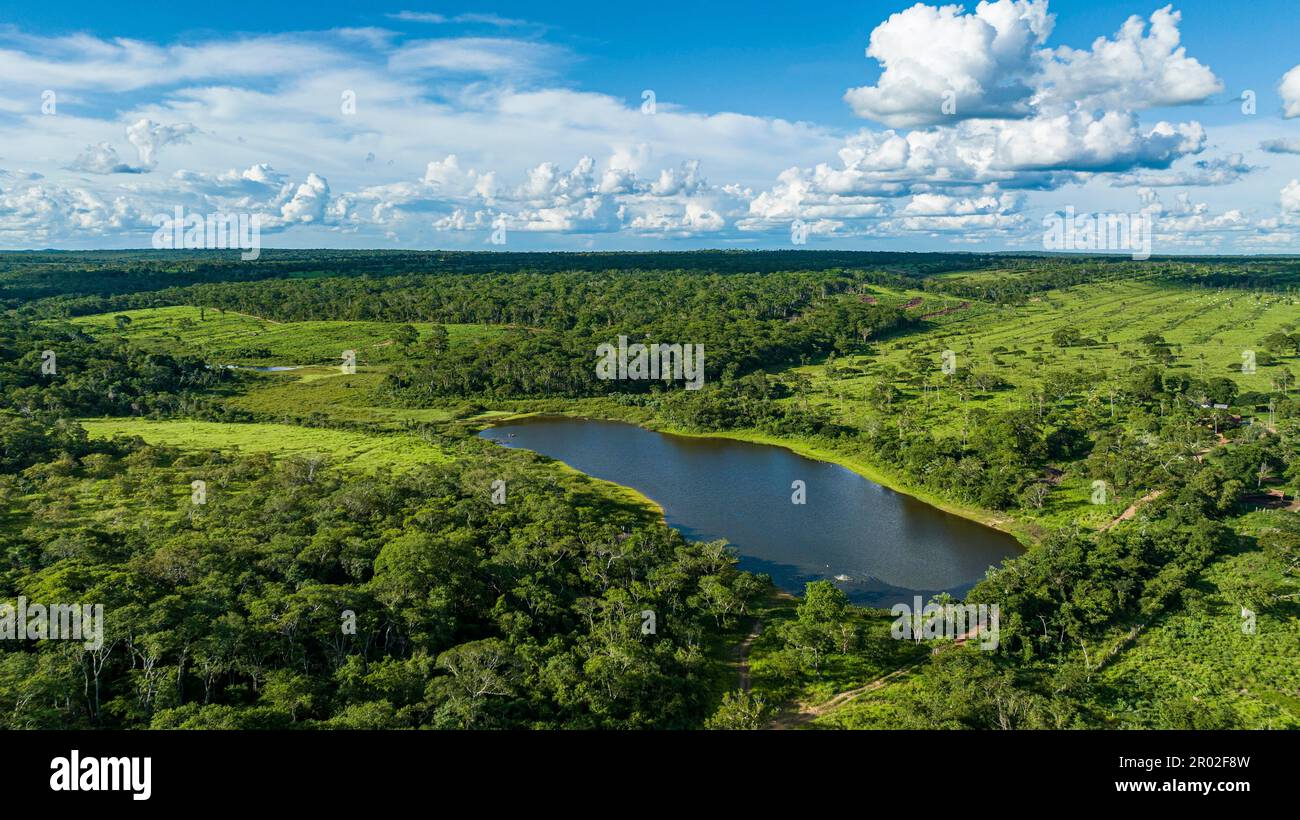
[480,416,1022,607]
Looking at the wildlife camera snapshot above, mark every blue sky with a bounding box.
[11,0,1298,126]
[2,1,1300,252]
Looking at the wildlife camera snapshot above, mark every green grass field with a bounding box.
[78,418,450,472]
[59,306,510,429]
[223,367,461,428]
[65,306,502,366]
[779,279,1300,531]
[75,417,663,516]
[808,280,1298,421]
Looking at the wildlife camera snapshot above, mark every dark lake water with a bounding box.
[480,416,1023,607]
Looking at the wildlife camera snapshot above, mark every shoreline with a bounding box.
[473,409,1031,547]
[474,414,668,519]
[651,426,1026,543]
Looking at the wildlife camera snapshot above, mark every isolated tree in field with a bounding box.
[867,378,898,410]
[425,324,450,355]
[393,324,418,348]
[1263,331,1292,354]
[1052,327,1083,347]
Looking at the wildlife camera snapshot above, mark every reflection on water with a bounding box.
[480,416,1023,608]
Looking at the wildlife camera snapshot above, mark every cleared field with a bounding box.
[787,280,1300,529]
[838,281,1299,408]
[78,418,449,472]
[65,306,502,365]
[224,367,460,428]
[861,285,971,318]
[918,281,1294,394]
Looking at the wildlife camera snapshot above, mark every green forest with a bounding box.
[2,250,1297,729]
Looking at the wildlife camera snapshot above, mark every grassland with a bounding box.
[78,418,450,472]
[75,417,665,517]
[65,305,501,366]
[777,279,1300,531]
[59,306,511,429]
[65,280,1298,539]
[824,280,1297,416]
[223,367,463,428]
[60,306,669,511]
[476,279,1297,540]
